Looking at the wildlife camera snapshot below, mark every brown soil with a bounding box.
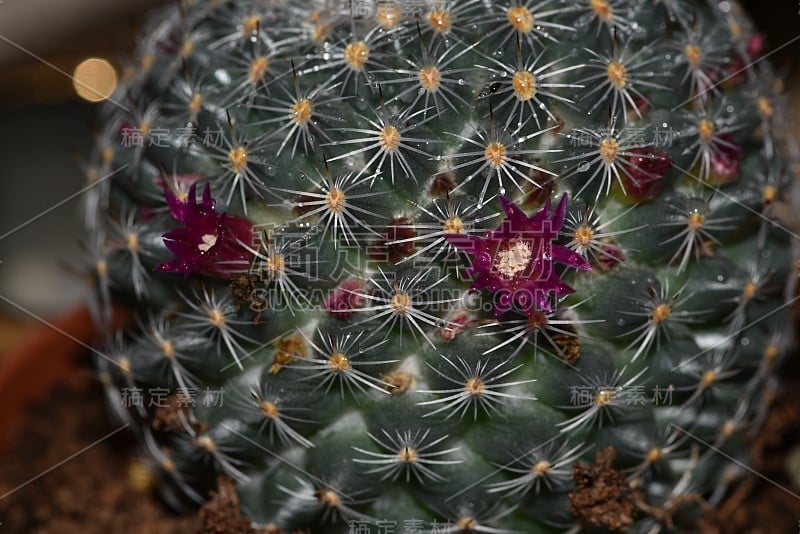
[199,476,268,534]
[1,359,799,533]
[570,446,643,530]
[0,367,199,533]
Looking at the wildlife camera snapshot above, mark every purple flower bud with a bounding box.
[324,279,366,319]
[708,134,742,185]
[622,146,672,202]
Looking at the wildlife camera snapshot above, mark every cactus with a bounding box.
[84,0,799,531]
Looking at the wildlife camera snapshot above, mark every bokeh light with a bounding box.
[72,58,117,102]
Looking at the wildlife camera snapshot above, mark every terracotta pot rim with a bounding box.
[0,304,129,454]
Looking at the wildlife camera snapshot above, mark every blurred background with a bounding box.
[0,0,166,352]
[0,0,799,349]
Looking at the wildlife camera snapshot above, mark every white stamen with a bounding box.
[198,233,218,252]
[494,241,532,279]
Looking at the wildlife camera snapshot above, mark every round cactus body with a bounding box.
[84,1,799,532]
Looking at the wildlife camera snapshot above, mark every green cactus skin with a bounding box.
[83,1,799,532]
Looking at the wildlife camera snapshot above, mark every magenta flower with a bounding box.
[155,183,255,278]
[446,195,591,317]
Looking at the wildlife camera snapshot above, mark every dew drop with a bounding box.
[740,336,749,346]
[726,105,735,113]
[214,69,231,84]
[616,318,625,326]
[717,274,724,282]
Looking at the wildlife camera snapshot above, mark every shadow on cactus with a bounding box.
[83,1,799,532]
